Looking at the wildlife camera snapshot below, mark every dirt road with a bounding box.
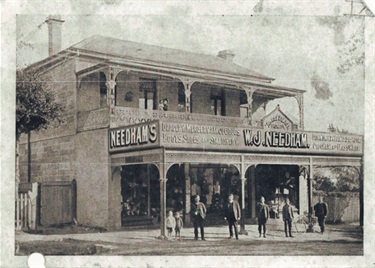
[16,220,363,256]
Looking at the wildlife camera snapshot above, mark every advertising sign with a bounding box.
[159,122,363,156]
[109,120,363,156]
[108,121,159,153]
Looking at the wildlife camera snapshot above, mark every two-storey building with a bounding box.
[19,16,363,236]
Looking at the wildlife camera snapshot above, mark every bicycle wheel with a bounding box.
[294,218,307,234]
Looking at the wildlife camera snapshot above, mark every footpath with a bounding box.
[15,218,363,255]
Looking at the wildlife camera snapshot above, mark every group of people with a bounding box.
[165,211,184,240]
[189,194,241,241]
[166,194,328,240]
[253,195,295,238]
[259,196,329,238]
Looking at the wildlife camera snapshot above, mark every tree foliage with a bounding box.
[313,166,359,193]
[331,166,360,192]
[16,69,64,140]
[313,175,336,193]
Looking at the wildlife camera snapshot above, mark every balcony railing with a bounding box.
[111,106,249,128]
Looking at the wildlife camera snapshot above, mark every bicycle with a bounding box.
[293,214,308,233]
[293,213,317,234]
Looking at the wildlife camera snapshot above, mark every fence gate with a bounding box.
[40,180,77,226]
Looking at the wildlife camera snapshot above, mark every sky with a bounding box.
[15,7,367,135]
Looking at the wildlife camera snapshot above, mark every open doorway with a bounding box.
[254,165,300,218]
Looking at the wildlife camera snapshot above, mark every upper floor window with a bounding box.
[139,78,157,110]
[211,89,225,116]
[211,97,222,115]
[178,82,185,112]
[99,72,107,108]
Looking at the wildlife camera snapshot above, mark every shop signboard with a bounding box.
[108,120,363,156]
[108,121,159,153]
[159,121,363,156]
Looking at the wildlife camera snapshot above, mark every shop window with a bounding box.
[166,165,185,214]
[139,78,157,110]
[121,165,160,221]
[189,165,240,213]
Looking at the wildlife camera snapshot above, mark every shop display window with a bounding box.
[121,164,160,220]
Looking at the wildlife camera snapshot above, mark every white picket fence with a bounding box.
[15,183,38,230]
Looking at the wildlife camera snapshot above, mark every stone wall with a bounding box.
[115,72,140,108]
[77,72,102,112]
[224,90,240,117]
[191,83,212,114]
[18,59,77,182]
[75,128,110,227]
[19,135,77,183]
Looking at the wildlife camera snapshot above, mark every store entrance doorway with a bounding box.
[254,165,300,219]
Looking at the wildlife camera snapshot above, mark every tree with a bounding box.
[16,69,64,183]
[16,69,64,139]
[331,166,360,192]
[313,175,336,193]
[313,166,359,193]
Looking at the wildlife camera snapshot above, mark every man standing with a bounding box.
[191,195,207,240]
[282,198,294,237]
[224,194,241,240]
[257,196,269,238]
[314,196,328,234]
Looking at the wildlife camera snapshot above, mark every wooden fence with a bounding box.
[16,180,77,229]
[15,182,38,230]
[39,180,77,226]
[312,192,360,223]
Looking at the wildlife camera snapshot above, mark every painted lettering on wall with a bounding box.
[243,130,309,148]
[109,123,157,149]
[311,134,361,152]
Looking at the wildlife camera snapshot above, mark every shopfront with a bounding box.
[109,120,363,236]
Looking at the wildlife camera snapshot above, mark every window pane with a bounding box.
[147,98,153,110]
[217,99,222,116]
[139,98,145,109]
[211,99,216,115]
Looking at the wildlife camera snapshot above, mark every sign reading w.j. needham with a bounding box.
[108,120,363,156]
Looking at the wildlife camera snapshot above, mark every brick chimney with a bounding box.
[45,15,64,56]
[217,50,235,61]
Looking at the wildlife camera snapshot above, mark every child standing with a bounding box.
[174,211,184,241]
[165,211,176,239]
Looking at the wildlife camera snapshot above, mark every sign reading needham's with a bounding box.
[109,121,159,153]
[109,120,363,157]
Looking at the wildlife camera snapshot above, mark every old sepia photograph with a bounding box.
[1,0,374,267]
